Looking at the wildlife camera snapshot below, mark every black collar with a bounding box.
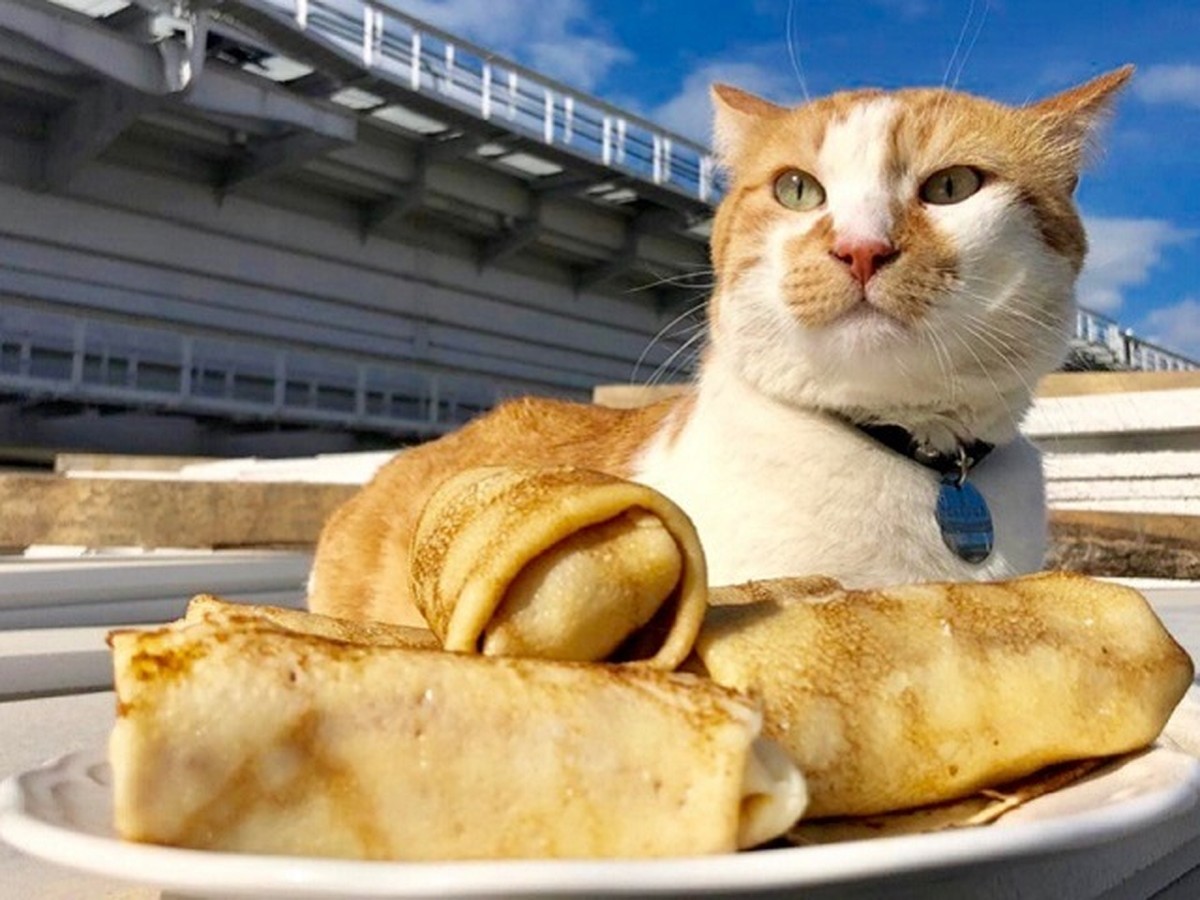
[852,421,994,479]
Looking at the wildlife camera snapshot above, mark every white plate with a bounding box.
[2,746,1200,899]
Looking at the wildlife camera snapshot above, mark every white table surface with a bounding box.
[3,582,1200,900]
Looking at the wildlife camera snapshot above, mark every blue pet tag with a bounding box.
[935,477,994,564]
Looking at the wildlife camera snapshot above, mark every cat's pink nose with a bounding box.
[830,238,899,285]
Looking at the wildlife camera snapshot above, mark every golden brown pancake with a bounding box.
[109,614,805,859]
[697,572,1194,817]
[410,465,708,668]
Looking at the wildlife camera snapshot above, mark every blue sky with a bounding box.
[399,0,1199,359]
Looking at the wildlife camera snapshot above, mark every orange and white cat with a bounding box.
[309,67,1133,626]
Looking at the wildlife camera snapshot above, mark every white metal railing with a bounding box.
[240,0,721,202]
[3,305,1184,446]
[22,2,1197,383]
[0,309,510,434]
[221,6,1194,368]
[1073,308,1197,372]
[223,1,1192,373]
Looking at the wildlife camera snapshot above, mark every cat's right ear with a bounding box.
[711,85,786,163]
[1025,65,1135,164]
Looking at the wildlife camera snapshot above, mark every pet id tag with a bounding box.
[935,476,994,564]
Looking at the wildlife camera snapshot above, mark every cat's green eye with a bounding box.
[920,166,984,205]
[773,169,826,211]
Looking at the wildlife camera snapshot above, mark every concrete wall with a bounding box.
[0,161,703,454]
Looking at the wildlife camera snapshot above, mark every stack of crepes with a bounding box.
[108,465,1195,862]
[109,467,803,860]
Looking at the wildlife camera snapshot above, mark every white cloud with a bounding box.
[1076,217,1193,313]
[523,37,631,96]
[1132,64,1200,109]
[649,59,802,145]
[1138,298,1200,360]
[396,0,629,91]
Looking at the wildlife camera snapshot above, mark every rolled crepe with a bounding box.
[788,757,1108,843]
[696,572,1194,818]
[108,619,806,859]
[410,465,708,669]
[184,594,439,650]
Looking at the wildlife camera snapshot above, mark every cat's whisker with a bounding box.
[892,344,930,390]
[958,313,1075,437]
[646,329,707,387]
[785,0,811,102]
[955,308,1039,353]
[943,323,1025,439]
[638,331,710,384]
[626,268,718,293]
[643,261,719,273]
[995,304,1072,340]
[631,302,710,384]
[952,281,1065,319]
[633,269,716,284]
[955,317,1043,425]
[630,278,717,294]
[954,314,1033,378]
[941,0,978,89]
[949,286,1072,341]
[951,0,991,91]
[955,271,1069,303]
[673,346,707,385]
[964,319,1080,439]
[885,336,918,384]
[632,260,717,277]
[919,326,961,404]
[953,302,1071,365]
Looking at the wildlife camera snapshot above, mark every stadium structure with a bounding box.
[0,0,1194,458]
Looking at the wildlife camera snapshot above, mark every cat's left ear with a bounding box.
[1026,65,1135,158]
[711,84,787,163]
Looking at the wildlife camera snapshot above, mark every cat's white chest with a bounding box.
[631,372,1046,588]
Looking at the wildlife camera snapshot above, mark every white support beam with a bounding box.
[577,242,637,291]
[479,216,543,267]
[41,80,155,189]
[633,207,690,235]
[0,0,354,142]
[360,183,425,235]
[0,25,81,76]
[185,63,358,142]
[576,207,691,292]
[357,130,504,237]
[422,130,482,161]
[100,3,158,41]
[0,0,206,94]
[220,129,352,191]
[285,69,343,98]
[577,214,655,290]
[359,147,429,235]
[531,171,601,198]
[479,194,544,268]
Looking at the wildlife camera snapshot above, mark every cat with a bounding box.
[308,66,1133,627]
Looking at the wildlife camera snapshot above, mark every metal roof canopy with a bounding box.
[0,0,717,298]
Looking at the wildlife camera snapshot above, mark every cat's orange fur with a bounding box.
[309,397,685,625]
[308,67,1132,627]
